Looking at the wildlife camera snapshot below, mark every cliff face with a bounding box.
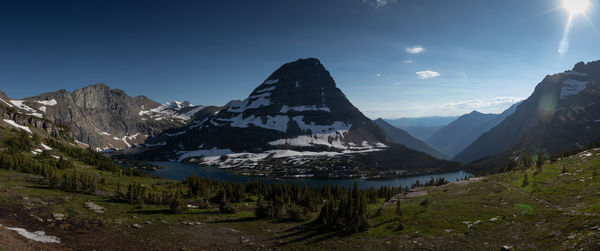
[0,92,71,139]
[17,84,185,150]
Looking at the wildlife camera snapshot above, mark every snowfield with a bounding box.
[36,99,57,106]
[0,224,60,244]
[560,79,589,99]
[3,119,32,133]
[9,100,43,118]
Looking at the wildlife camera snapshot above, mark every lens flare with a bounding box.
[563,0,590,16]
[558,0,591,54]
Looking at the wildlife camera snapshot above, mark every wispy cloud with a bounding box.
[363,0,397,8]
[406,46,425,54]
[441,97,524,111]
[416,71,440,79]
[403,59,413,64]
[376,73,382,77]
[360,97,525,118]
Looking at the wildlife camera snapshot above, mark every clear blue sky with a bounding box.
[1,0,599,118]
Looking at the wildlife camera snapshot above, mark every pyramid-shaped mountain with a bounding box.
[143,58,458,178]
[456,60,600,172]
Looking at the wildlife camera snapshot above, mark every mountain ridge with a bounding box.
[455,60,600,170]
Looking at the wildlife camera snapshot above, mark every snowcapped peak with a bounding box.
[162,101,193,110]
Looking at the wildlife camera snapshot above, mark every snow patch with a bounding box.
[292,116,352,133]
[280,105,331,113]
[263,79,279,85]
[565,70,587,77]
[9,100,43,118]
[0,224,60,243]
[269,131,348,149]
[222,114,290,132]
[36,99,57,106]
[41,143,52,150]
[177,147,234,161]
[0,97,13,107]
[2,119,32,133]
[560,79,589,99]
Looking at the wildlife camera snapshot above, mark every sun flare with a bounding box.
[563,0,590,16]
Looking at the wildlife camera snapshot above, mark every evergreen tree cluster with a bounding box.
[317,182,369,233]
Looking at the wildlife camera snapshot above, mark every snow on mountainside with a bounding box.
[136,58,459,177]
[17,84,196,151]
[139,100,206,121]
[457,60,600,172]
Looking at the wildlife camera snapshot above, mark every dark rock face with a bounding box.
[374,118,449,160]
[142,58,459,176]
[455,60,600,169]
[20,84,186,149]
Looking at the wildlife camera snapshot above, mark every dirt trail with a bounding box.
[384,177,485,207]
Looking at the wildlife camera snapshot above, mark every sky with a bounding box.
[1,0,599,118]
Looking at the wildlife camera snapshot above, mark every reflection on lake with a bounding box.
[148,161,471,189]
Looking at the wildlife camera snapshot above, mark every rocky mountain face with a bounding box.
[456,61,600,169]
[0,90,71,139]
[426,102,521,158]
[140,58,458,178]
[8,84,205,150]
[374,118,448,159]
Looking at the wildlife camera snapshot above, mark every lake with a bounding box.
[148,161,471,189]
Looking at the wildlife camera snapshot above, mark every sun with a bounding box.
[563,0,590,16]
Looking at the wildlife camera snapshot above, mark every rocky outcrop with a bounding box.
[19,84,188,150]
[0,92,70,139]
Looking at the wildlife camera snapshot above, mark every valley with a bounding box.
[0,130,599,250]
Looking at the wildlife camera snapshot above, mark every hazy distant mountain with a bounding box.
[385,116,458,128]
[384,116,458,140]
[374,118,449,159]
[456,60,600,170]
[426,102,521,158]
[142,58,458,177]
[8,84,206,150]
[401,125,444,141]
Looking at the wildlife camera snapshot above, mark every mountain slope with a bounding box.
[374,118,449,159]
[141,58,458,177]
[455,60,600,167]
[426,102,521,158]
[401,125,443,141]
[14,84,205,150]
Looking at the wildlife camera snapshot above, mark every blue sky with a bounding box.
[1,0,599,118]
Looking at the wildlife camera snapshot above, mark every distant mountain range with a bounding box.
[385,116,458,140]
[374,118,448,159]
[425,102,521,158]
[5,58,600,177]
[457,61,600,173]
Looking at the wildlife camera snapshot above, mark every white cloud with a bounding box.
[406,46,425,54]
[416,71,440,79]
[360,96,525,118]
[376,73,382,77]
[363,0,397,7]
[441,97,524,111]
[403,60,413,64]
